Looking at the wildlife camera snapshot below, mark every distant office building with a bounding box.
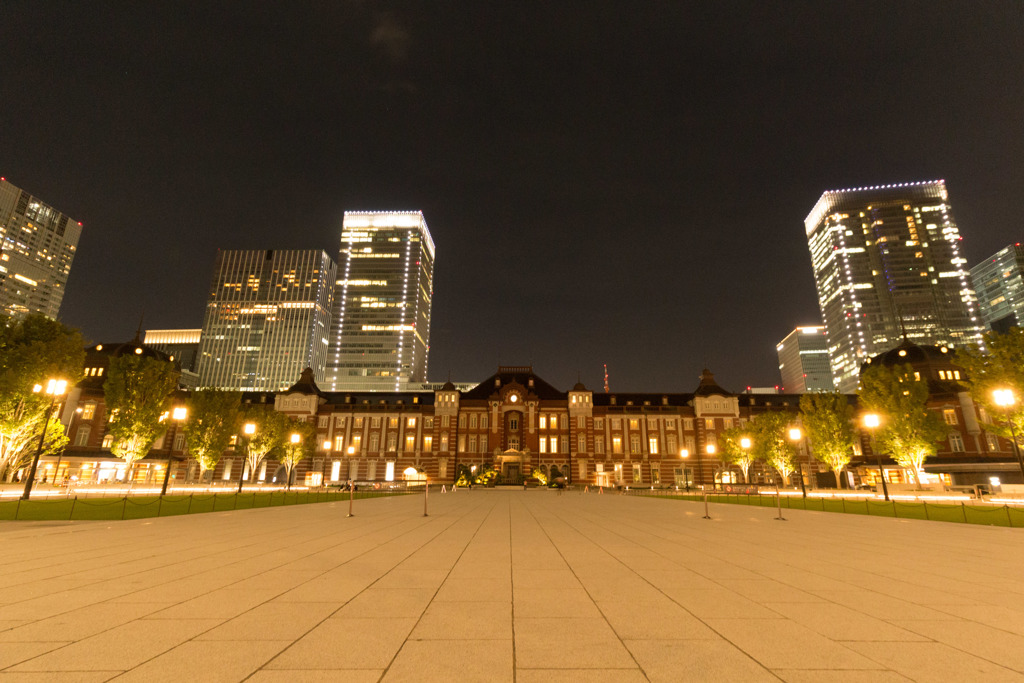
[0,178,82,319]
[776,326,833,392]
[327,211,435,392]
[145,328,202,389]
[196,250,336,392]
[805,180,983,392]
[971,243,1024,333]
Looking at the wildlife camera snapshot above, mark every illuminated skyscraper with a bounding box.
[805,180,982,392]
[971,243,1024,333]
[776,326,833,392]
[0,178,81,319]
[327,211,435,391]
[196,249,336,391]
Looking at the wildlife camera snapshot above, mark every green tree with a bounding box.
[800,392,857,488]
[859,363,949,487]
[104,355,180,481]
[183,389,242,480]
[278,417,315,488]
[750,411,798,485]
[238,406,289,485]
[0,314,84,480]
[718,426,758,483]
[956,329,1024,445]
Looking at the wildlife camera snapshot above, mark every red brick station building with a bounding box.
[44,337,1023,490]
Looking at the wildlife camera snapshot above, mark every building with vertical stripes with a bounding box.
[326,211,435,392]
[971,243,1024,333]
[804,180,983,393]
[0,177,82,319]
[196,249,336,391]
[776,326,834,392]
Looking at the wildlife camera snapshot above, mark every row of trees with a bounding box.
[715,329,1024,488]
[0,314,315,487]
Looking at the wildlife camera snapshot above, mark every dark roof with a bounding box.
[693,368,732,397]
[860,339,965,393]
[321,391,435,408]
[592,393,694,408]
[441,380,457,391]
[460,367,566,401]
[284,367,324,396]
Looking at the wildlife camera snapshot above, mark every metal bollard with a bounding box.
[775,484,786,521]
[702,490,711,520]
[423,482,429,517]
[347,481,354,517]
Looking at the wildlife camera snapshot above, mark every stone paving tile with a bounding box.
[596,600,718,640]
[0,603,167,643]
[265,617,416,669]
[773,670,914,682]
[516,669,647,682]
[625,639,778,682]
[890,619,1024,672]
[248,671,382,683]
[8,618,220,672]
[763,602,929,642]
[109,639,290,683]
[384,639,512,682]
[335,587,435,619]
[196,602,338,641]
[0,672,122,682]
[410,600,511,640]
[0,642,73,670]
[705,618,880,670]
[843,640,1024,682]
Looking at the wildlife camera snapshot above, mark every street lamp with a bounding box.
[238,422,256,493]
[680,448,690,491]
[862,413,889,501]
[788,427,807,498]
[160,405,188,496]
[993,389,1024,483]
[21,379,69,500]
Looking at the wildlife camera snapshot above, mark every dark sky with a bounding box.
[3,2,1023,392]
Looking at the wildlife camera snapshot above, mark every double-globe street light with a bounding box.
[21,379,69,501]
[992,389,1024,483]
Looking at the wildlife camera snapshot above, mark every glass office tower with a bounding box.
[776,326,834,392]
[971,244,1024,333]
[196,249,336,391]
[0,178,81,319]
[327,211,435,391]
[805,180,982,392]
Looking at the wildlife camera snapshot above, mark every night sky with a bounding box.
[3,2,1022,392]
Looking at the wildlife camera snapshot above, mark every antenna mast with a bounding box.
[603,364,610,393]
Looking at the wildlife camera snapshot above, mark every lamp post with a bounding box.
[993,389,1024,483]
[705,443,716,490]
[680,448,690,492]
[863,413,889,501]
[159,406,188,496]
[788,427,807,499]
[238,422,256,493]
[739,437,751,485]
[287,432,300,489]
[21,379,69,501]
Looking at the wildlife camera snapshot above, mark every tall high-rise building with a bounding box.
[971,244,1024,333]
[776,326,833,392]
[0,178,82,319]
[805,180,982,392]
[327,211,435,392]
[196,249,336,392]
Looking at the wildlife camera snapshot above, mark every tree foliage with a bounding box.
[718,426,758,483]
[238,406,290,482]
[749,411,798,484]
[278,417,315,488]
[183,389,242,475]
[0,314,84,479]
[799,391,856,487]
[859,363,949,487]
[104,354,179,477]
[956,329,1024,445]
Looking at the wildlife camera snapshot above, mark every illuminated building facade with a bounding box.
[805,180,982,392]
[0,178,81,319]
[145,328,202,389]
[196,249,336,391]
[971,244,1024,333]
[326,211,435,392]
[776,326,833,392]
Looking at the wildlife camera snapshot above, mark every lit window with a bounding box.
[407,417,416,429]
[81,403,96,420]
[550,416,558,429]
[612,436,622,454]
[943,409,958,425]
[648,437,659,455]
[550,437,558,454]
[539,416,547,429]
[539,438,547,453]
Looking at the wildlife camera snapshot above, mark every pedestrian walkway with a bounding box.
[0,490,1022,681]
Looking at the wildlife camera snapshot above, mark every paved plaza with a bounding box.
[0,490,1023,682]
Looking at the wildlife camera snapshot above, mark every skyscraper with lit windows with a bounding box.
[0,178,81,319]
[804,180,982,393]
[196,249,336,392]
[326,211,435,392]
[971,243,1024,333]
